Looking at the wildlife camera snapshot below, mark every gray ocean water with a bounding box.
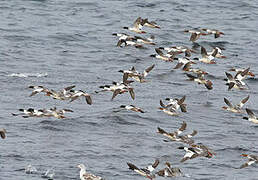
[1,0,258,179]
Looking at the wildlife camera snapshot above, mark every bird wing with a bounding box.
[237,95,249,108]
[224,98,233,108]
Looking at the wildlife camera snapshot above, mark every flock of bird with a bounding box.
[1,16,258,180]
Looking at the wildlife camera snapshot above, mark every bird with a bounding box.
[193,46,217,64]
[156,162,183,177]
[78,164,103,180]
[46,85,76,100]
[186,73,213,90]
[159,100,179,116]
[127,159,159,180]
[182,62,208,75]
[173,57,196,70]
[28,85,50,97]
[243,108,258,124]
[229,67,255,78]
[208,47,226,58]
[222,96,249,113]
[184,29,208,42]
[150,48,174,62]
[159,46,195,57]
[201,28,225,38]
[12,108,38,118]
[178,144,213,162]
[157,122,197,145]
[120,105,145,113]
[134,35,156,45]
[116,39,144,48]
[240,154,258,169]
[165,95,187,112]
[97,80,135,101]
[118,64,155,83]
[141,18,160,29]
[224,72,247,90]
[0,128,6,139]
[123,17,146,34]
[69,90,92,105]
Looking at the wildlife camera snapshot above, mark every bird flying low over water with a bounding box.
[186,73,213,90]
[12,107,73,119]
[184,29,208,42]
[239,154,258,169]
[222,95,249,113]
[118,64,155,83]
[157,121,197,145]
[224,71,248,90]
[178,143,214,163]
[127,159,159,180]
[193,46,217,64]
[123,17,147,34]
[156,162,183,177]
[165,95,187,113]
[120,105,145,113]
[69,90,92,105]
[243,108,258,124]
[150,48,174,62]
[159,45,195,57]
[201,28,225,38]
[229,67,255,78]
[97,81,135,101]
[182,62,208,75]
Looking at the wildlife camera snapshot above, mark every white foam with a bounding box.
[7,72,48,78]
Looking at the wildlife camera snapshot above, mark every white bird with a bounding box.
[78,164,103,180]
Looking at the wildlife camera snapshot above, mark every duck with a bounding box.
[157,122,197,145]
[134,35,156,45]
[78,164,103,180]
[0,128,6,139]
[69,90,92,105]
[225,72,247,90]
[123,17,146,34]
[165,95,187,112]
[178,143,213,162]
[243,108,258,124]
[229,67,255,78]
[186,73,213,90]
[28,85,50,97]
[184,29,208,42]
[150,48,174,62]
[116,39,144,48]
[157,121,187,142]
[222,95,249,113]
[156,162,183,177]
[159,100,179,116]
[46,85,76,100]
[173,58,196,70]
[12,108,37,118]
[182,62,208,75]
[201,28,225,38]
[240,154,258,168]
[118,64,155,83]
[193,46,217,64]
[112,33,134,41]
[208,47,226,58]
[159,46,195,57]
[141,18,160,29]
[120,105,145,113]
[99,81,135,100]
[127,159,159,180]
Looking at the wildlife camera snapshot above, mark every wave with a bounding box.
[7,72,48,78]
